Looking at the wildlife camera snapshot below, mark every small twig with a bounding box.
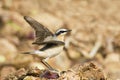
[66,35,102,59]
[88,35,102,58]
[106,36,114,53]
[78,35,102,58]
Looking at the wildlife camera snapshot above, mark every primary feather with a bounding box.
[24,16,54,45]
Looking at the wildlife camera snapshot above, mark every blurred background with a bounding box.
[0,0,120,79]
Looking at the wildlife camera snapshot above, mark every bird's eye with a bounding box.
[60,31,66,33]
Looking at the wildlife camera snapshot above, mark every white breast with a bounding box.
[44,46,64,58]
[31,46,64,59]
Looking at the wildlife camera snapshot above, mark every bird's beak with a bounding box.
[67,30,72,32]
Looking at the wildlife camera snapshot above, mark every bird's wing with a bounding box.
[24,16,54,45]
[39,41,65,51]
[40,40,65,45]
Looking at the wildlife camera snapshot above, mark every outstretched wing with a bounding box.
[24,16,54,45]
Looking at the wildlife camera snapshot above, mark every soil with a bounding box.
[0,0,120,80]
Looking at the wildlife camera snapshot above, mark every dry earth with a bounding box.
[0,0,120,80]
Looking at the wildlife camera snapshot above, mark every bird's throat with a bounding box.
[57,35,65,42]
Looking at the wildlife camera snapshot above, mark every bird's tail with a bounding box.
[22,52,30,54]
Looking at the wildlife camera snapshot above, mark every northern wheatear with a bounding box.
[23,16,71,70]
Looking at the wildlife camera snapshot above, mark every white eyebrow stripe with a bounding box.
[55,29,68,34]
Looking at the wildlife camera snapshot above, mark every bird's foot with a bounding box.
[40,69,59,79]
[49,68,59,73]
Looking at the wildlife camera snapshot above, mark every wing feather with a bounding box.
[24,16,54,44]
[39,41,65,51]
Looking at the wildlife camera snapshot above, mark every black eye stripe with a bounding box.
[55,30,67,36]
[60,31,66,33]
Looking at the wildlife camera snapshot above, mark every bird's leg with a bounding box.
[41,59,54,70]
[41,59,58,72]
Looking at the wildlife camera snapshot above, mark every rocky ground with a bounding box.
[0,0,120,80]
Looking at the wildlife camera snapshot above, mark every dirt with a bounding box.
[0,0,120,80]
[2,62,106,80]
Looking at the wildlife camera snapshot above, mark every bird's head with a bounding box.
[54,28,71,41]
[55,28,71,36]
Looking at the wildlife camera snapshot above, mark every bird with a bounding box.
[23,16,71,70]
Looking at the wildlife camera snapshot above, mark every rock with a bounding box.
[105,53,120,62]
[29,62,45,70]
[0,55,6,63]
[23,76,40,80]
[5,62,107,80]
[0,38,17,61]
[0,66,16,80]
[5,68,26,80]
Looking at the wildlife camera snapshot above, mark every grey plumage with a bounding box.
[24,16,54,45]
